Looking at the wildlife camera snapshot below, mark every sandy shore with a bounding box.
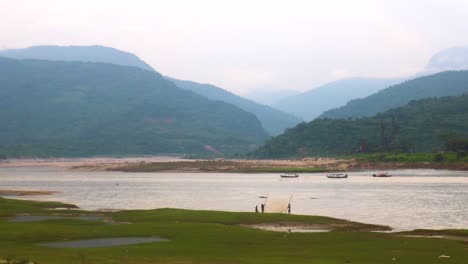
[73,157,355,172]
[0,156,354,172]
[1,156,467,172]
[0,156,188,170]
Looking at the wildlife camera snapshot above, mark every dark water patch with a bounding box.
[39,237,169,248]
[10,215,103,223]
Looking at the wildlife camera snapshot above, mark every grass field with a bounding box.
[109,160,330,173]
[1,197,467,264]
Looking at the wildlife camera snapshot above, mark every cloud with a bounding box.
[1,0,468,93]
[219,68,277,95]
[329,69,354,79]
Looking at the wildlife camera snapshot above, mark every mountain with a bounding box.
[252,94,468,158]
[425,46,468,74]
[273,78,401,121]
[244,89,300,106]
[0,57,269,157]
[320,71,468,119]
[1,45,301,136]
[0,45,155,72]
[166,78,302,135]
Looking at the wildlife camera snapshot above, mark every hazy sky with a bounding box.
[1,0,468,95]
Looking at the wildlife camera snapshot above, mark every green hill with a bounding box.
[252,94,468,158]
[0,57,268,157]
[320,71,468,119]
[167,77,302,135]
[0,45,301,136]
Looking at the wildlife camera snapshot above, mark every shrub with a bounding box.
[433,153,445,162]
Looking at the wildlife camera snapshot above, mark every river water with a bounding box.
[1,167,467,231]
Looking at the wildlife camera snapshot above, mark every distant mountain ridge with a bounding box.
[0,45,301,135]
[320,71,468,119]
[0,57,268,157]
[166,77,302,135]
[245,89,300,106]
[273,78,402,121]
[0,45,156,72]
[252,94,468,158]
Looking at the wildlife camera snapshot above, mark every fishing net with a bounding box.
[264,194,292,213]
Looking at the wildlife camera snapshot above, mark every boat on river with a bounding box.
[372,172,392,177]
[326,173,348,179]
[280,173,299,178]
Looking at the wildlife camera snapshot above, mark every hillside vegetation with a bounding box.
[168,77,302,135]
[320,71,468,119]
[0,45,301,136]
[252,94,468,158]
[0,57,268,157]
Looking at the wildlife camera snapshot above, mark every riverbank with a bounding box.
[1,155,467,172]
[0,190,58,196]
[1,197,467,263]
[105,158,468,173]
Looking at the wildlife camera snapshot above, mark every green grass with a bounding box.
[109,160,329,173]
[398,229,468,238]
[341,152,468,163]
[0,197,467,264]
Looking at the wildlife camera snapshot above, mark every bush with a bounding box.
[456,150,467,159]
[433,153,445,162]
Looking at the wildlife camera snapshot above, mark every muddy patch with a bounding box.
[400,235,468,242]
[9,215,103,223]
[240,223,333,233]
[39,237,169,248]
[0,189,58,196]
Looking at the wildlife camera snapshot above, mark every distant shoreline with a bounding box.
[1,156,467,172]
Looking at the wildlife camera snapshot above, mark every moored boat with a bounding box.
[326,173,348,179]
[372,172,392,177]
[280,173,299,178]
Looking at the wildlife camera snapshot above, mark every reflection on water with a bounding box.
[0,167,467,231]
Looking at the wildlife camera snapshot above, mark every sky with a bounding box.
[1,0,468,96]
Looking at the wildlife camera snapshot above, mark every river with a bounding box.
[1,167,467,231]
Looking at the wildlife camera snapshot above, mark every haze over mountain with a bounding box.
[0,45,155,72]
[166,78,301,135]
[0,57,268,157]
[253,94,468,158]
[273,78,402,121]
[0,45,301,136]
[244,89,300,106]
[320,71,468,119]
[424,46,468,74]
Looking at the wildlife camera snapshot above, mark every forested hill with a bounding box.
[320,71,468,119]
[252,94,468,158]
[167,77,302,135]
[0,45,301,136]
[0,57,268,157]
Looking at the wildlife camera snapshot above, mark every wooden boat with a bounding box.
[280,173,299,178]
[326,173,348,179]
[372,172,392,177]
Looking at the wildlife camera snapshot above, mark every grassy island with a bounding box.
[0,197,467,263]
